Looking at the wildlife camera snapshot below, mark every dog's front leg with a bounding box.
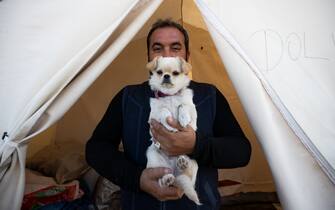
[177,105,192,128]
[160,107,178,132]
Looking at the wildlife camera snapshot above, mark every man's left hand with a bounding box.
[150,117,196,156]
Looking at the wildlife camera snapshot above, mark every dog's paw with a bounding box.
[178,105,191,128]
[159,174,175,187]
[177,155,190,170]
[162,121,178,132]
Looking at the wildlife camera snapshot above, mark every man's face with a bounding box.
[148,27,188,61]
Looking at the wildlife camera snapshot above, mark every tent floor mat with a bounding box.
[221,192,281,210]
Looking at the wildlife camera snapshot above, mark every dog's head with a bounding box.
[147,56,192,95]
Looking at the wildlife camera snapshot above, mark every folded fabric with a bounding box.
[94,177,121,210]
[22,180,83,210]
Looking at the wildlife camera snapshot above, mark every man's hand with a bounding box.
[150,117,196,156]
[140,167,183,201]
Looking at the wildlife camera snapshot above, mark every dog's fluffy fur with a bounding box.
[146,56,200,205]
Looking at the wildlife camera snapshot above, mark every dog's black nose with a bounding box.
[164,74,170,79]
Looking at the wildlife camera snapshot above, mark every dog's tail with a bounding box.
[175,174,201,205]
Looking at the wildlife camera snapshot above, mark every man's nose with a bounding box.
[162,48,173,57]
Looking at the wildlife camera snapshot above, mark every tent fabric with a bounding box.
[195,0,335,209]
[197,0,335,183]
[0,0,163,209]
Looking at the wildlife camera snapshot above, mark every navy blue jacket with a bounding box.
[86,81,251,210]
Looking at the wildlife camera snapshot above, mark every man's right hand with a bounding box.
[140,167,183,201]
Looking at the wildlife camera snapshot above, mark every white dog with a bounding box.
[146,56,201,205]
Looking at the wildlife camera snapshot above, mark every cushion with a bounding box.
[26,141,90,184]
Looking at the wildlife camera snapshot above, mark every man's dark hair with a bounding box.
[146,19,189,60]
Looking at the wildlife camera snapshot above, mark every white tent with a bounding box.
[0,0,334,209]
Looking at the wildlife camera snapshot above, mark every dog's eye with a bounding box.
[172,71,179,76]
[156,70,163,75]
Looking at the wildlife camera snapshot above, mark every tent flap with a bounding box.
[195,0,335,209]
[0,0,164,209]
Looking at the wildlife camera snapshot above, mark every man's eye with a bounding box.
[172,71,179,76]
[156,70,163,75]
[171,44,181,51]
[153,47,162,52]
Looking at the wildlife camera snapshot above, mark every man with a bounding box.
[86,19,251,210]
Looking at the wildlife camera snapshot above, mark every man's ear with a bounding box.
[179,57,192,74]
[146,56,161,71]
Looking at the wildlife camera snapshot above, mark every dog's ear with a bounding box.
[179,57,192,75]
[146,56,161,71]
